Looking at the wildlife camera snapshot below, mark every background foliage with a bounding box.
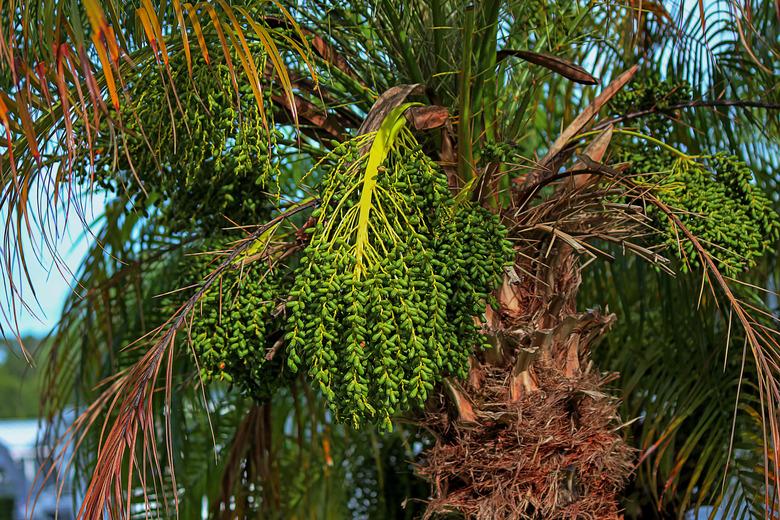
[0,337,43,419]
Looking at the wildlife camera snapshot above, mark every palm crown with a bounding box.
[1,0,779,518]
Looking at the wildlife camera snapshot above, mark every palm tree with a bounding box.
[1,0,779,518]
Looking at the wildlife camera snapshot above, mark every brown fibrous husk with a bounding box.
[418,361,634,519]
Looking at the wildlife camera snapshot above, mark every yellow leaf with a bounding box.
[141,0,168,64]
[171,0,192,74]
[92,33,119,110]
[354,103,420,277]
[136,7,160,58]
[213,0,267,127]
[184,3,211,65]
[234,6,298,126]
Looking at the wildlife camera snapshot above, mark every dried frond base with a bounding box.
[418,363,634,520]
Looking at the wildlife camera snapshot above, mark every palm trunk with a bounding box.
[419,244,634,519]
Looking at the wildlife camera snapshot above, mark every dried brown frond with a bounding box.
[580,156,780,514]
[508,171,671,277]
[36,200,317,519]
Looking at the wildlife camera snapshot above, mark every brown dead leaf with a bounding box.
[498,49,599,85]
[406,105,449,130]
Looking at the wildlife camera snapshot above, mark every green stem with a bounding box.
[474,0,500,146]
[458,5,476,183]
[431,0,445,79]
[576,128,696,160]
[382,0,425,84]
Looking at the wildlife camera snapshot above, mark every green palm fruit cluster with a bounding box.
[436,205,515,352]
[626,147,779,275]
[76,43,280,233]
[285,132,514,430]
[170,242,292,402]
[612,74,777,274]
[482,141,513,163]
[610,74,692,137]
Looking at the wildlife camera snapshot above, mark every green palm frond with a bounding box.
[581,256,773,517]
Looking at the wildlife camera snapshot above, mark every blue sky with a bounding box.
[0,192,103,340]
